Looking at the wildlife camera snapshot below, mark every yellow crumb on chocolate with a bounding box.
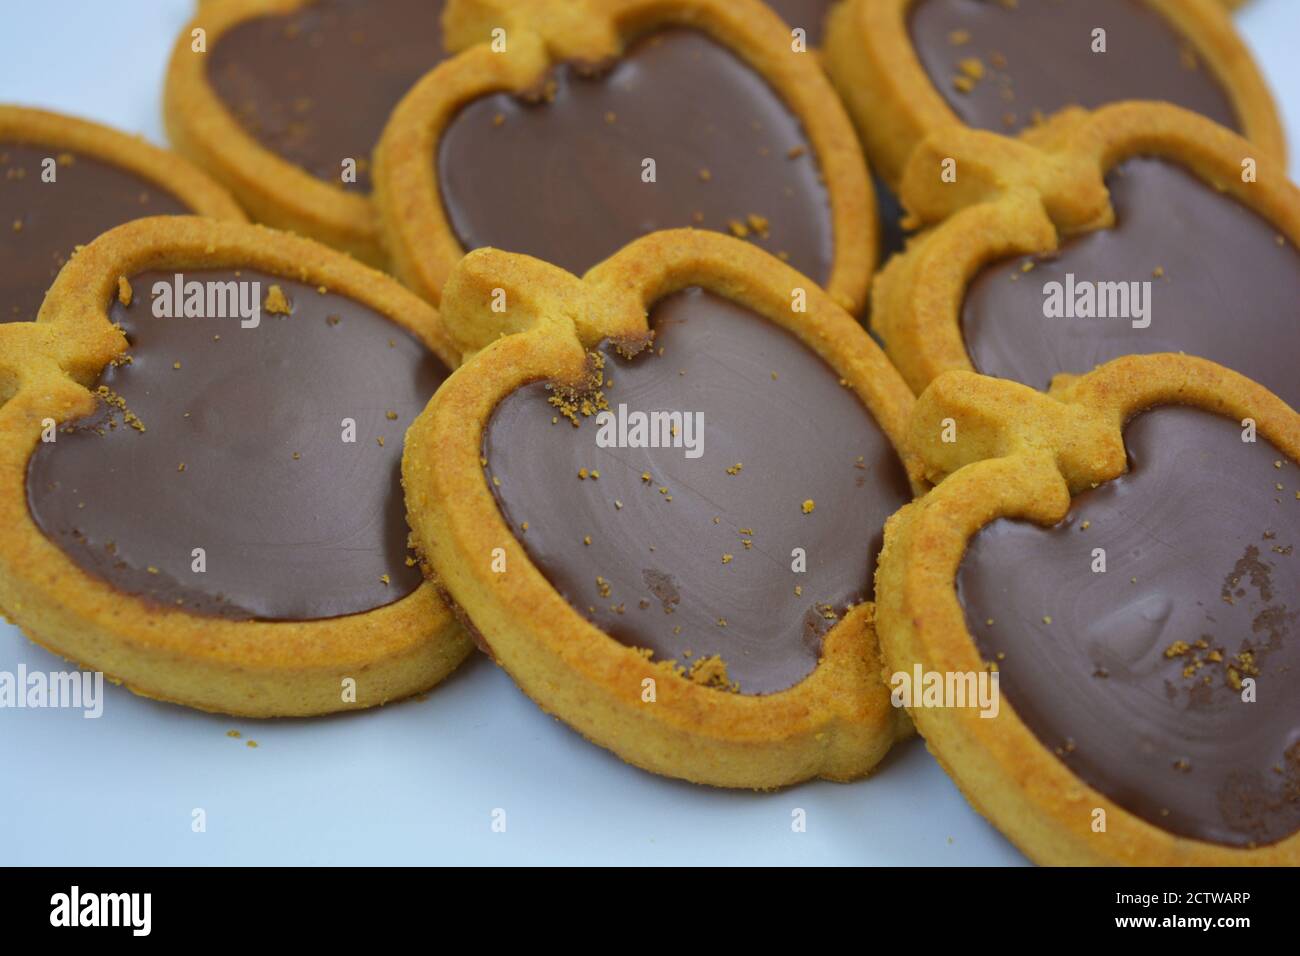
[728,219,750,238]
[722,553,733,564]
[95,385,146,432]
[265,284,292,315]
[958,58,985,80]
[953,74,976,93]
[687,655,739,693]
[801,499,815,514]
[726,462,743,475]
[117,276,133,306]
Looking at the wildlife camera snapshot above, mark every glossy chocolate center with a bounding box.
[208,0,448,192]
[909,0,1239,135]
[439,28,834,283]
[958,406,1300,847]
[762,0,837,47]
[961,158,1300,407]
[484,288,910,694]
[1,144,190,324]
[27,270,448,620]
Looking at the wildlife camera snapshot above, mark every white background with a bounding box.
[1,0,1295,865]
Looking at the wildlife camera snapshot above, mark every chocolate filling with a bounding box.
[27,270,448,620]
[1,144,190,324]
[484,287,911,694]
[208,0,449,192]
[961,158,1300,408]
[909,0,1239,135]
[438,28,835,283]
[957,406,1300,847]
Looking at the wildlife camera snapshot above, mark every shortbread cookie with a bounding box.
[875,354,1299,864]
[1,105,244,325]
[824,0,1285,189]
[402,229,919,788]
[165,0,453,267]
[374,0,875,313]
[0,216,472,716]
[871,102,1300,405]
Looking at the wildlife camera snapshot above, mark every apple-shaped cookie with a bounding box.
[872,102,1300,407]
[2,105,243,325]
[165,0,454,266]
[875,353,1300,864]
[403,228,921,787]
[0,216,471,716]
[375,0,875,313]
[824,0,1284,189]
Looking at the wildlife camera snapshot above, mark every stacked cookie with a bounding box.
[0,0,1295,865]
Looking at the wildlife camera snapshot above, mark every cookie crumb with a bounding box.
[265,284,292,315]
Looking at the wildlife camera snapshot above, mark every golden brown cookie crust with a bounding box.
[870,101,1300,395]
[374,0,875,313]
[164,0,393,268]
[823,0,1285,190]
[874,353,1300,865]
[0,104,246,222]
[0,216,472,717]
[402,228,919,788]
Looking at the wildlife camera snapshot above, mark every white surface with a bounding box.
[0,0,1295,866]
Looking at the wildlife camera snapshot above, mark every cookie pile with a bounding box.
[0,0,1295,865]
